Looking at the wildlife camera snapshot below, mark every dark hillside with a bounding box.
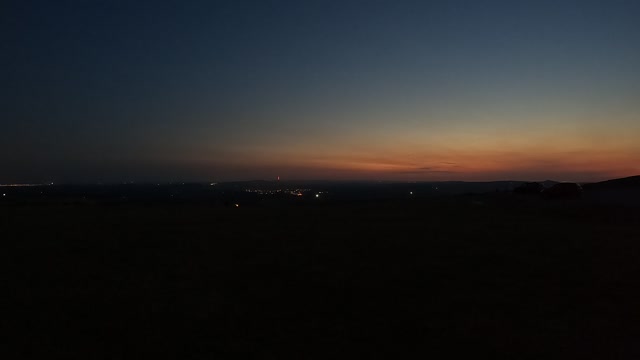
[4,195,640,358]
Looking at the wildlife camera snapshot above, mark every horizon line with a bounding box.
[4,176,638,187]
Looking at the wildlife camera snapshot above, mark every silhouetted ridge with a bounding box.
[583,175,640,190]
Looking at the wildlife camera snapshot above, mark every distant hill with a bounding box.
[581,175,640,206]
[541,180,559,188]
[583,175,640,191]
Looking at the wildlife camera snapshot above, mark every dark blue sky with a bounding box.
[2,0,639,183]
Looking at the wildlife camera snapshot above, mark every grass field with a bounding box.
[4,194,640,358]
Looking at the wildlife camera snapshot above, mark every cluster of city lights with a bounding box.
[0,183,48,187]
[244,188,311,196]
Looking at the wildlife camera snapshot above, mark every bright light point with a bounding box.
[235,203,239,207]
[2,194,5,197]
[410,191,413,195]
[315,194,320,198]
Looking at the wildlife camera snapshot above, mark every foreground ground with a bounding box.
[4,194,640,359]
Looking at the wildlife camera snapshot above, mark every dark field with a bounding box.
[4,195,640,359]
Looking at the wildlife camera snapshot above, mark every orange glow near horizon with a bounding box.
[196,148,638,183]
[192,122,640,182]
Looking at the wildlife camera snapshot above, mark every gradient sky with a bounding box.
[2,0,639,183]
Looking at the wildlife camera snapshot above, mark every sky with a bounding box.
[2,0,639,183]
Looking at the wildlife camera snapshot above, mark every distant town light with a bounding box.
[235,203,239,207]
[410,191,413,195]
[0,184,43,187]
[315,194,320,198]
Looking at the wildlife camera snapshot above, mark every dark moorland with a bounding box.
[4,178,640,359]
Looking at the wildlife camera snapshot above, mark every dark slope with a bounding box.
[583,175,640,190]
[582,175,640,206]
